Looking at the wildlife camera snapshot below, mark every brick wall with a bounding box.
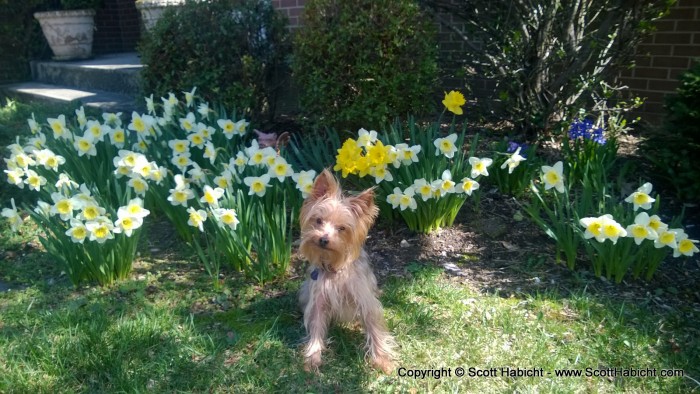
[93,0,140,54]
[272,0,306,29]
[619,0,700,123]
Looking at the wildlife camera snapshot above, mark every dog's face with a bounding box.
[299,170,378,272]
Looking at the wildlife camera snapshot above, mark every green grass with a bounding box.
[1,99,698,393]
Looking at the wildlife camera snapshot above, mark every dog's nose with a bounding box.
[319,236,329,248]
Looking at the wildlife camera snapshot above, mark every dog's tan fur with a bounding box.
[298,170,396,373]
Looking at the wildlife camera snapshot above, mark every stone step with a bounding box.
[1,82,141,113]
[30,52,143,96]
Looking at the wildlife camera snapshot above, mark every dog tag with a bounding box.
[311,268,319,280]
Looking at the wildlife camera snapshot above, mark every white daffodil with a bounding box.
[85,218,115,243]
[197,102,211,118]
[118,198,150,219]
[234,119,249,136]
[268,157,294,182]
[50,192,80,221]
[127,175,149,197]
[4,167,24,188]
[394,143,422,167]
[168,139,190,154]
[85,120,109,142]
[674,233,699,258]
[48,114,70,139]
[213,208,239,230]
[469,157,493,178]
[171,153,192,172]
[1,198,23,232]
[369,165,393,184]
[625,212,658,245]
[541,161,565,193]
[168,186,194,207]
[501,147,526,174]
[218,119,236,139]
[398,187,418,211]
[200,185,225,207]
[412,178,434,201]
[601,215,627,244]
[109,127,126,148]
[356,128,378,148]
[436,169,456,194]
[187,207,207,232]
[244,174,272,197]
[65,219,88,243]
[78,202,105,221]
[232,151,248,173]
[214,170,234,190]
[128,111,149,135]
[75,107,87,129]
[386,187,402,209]
[456,177,480,196]
[624,182,655,211]
[145,94,155,114]
[580,215,607,243]
[434,133,458,158]
[648,214,668,234]
[654,228,681,249]
[55,173,78,189]
[293,170,316,198]
[27,114,41,134]
[203,141,217,165]
[23,169,47,191]
[184,87,197,107]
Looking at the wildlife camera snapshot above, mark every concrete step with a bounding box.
[30,52,143,96]
[1,82,142,113]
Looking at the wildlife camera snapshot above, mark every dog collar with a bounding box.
[311,268,319,280]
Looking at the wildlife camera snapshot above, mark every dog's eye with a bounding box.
[338,225,346,231]
[315,218,323,225]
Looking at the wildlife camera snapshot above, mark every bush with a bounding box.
[641,62,700,201]
[293,0,438,131]
[138,0,289,122]
[0,0,48,83]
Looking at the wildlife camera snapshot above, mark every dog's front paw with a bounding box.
[304,351,322,373]
[372,355,394,374]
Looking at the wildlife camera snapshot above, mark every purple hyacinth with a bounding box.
[506,141,528,158]
[568,119,606,145]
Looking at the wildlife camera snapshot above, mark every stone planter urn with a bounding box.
[34,9,96,61]
[135,0,184,32]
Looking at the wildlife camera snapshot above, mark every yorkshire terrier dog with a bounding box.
[298,170,396,373]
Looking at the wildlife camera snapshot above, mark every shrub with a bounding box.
[642,62,700,201]
[0,0,47,82]
[293,0,438,131]
[138,0,289,122]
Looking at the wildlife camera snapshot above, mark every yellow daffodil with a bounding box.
[442,90,466,115]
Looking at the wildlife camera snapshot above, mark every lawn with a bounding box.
[0,98,699,393]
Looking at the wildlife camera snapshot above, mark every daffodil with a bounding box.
[65,219,88,243]
[436,169,456,194]
[244,174,271,197]
[541,161,565,193]
[334,138,363,177]
[102,112,123,127]
[394,143,421,167]
[232,151,247,173]
[85,120,108,142]
[4,167,24,188]
[73,135,97,157]
[113,214,143,237]
[469,157,493,178]
[171,153,192,172]
[214,208,239,230]
[269,157,294,182]
[366,140,392,167]
[50,192,79,221]
[501,147,526,174]
[203,141,217,165]
[386,187,402,209]
[55,173,78,189]
[356,128,378,148]
[168,186,194,207]
[434,134,458,158]
[9,152,35,169]
[234,119,249,136]
[647,214,668,234]
[398,187,418,211]
[624,182,655,211]
[75,107,87,129]
[197,102,211,117]
[118,198,150,219]
[109,127,126,148]
[654,228,681,249]
[127,176,149,197]
[187,131,206,149]
[78,203,106,221]
[412,178,434,201]
[128,111,148,135]
[674,233,699,257]
[149,165,167,185]
[168,139,190,154]
[442,90,466,115]
[200,185,225,207]
[600,215,627,244]
[1,198,23,232]
[369,165,393,184]
[580,214,610,243]
[27,132,46,150]
[27,114,41,134]
[86,218,115,243]
[214,171,233,190]
[187,164,206,185]
[35,149,65,171]
[293,170,316,198]
[187,207,207,232]
[47,114,69,139]
[184,87,197,107]
[23,170,47,192]
[218,119,236,139]
[456,177,479,196]
[625,212,658,245]
[145,94,155,114]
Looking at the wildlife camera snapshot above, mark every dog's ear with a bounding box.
[348,187,379,222]
[309,169,339,201]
